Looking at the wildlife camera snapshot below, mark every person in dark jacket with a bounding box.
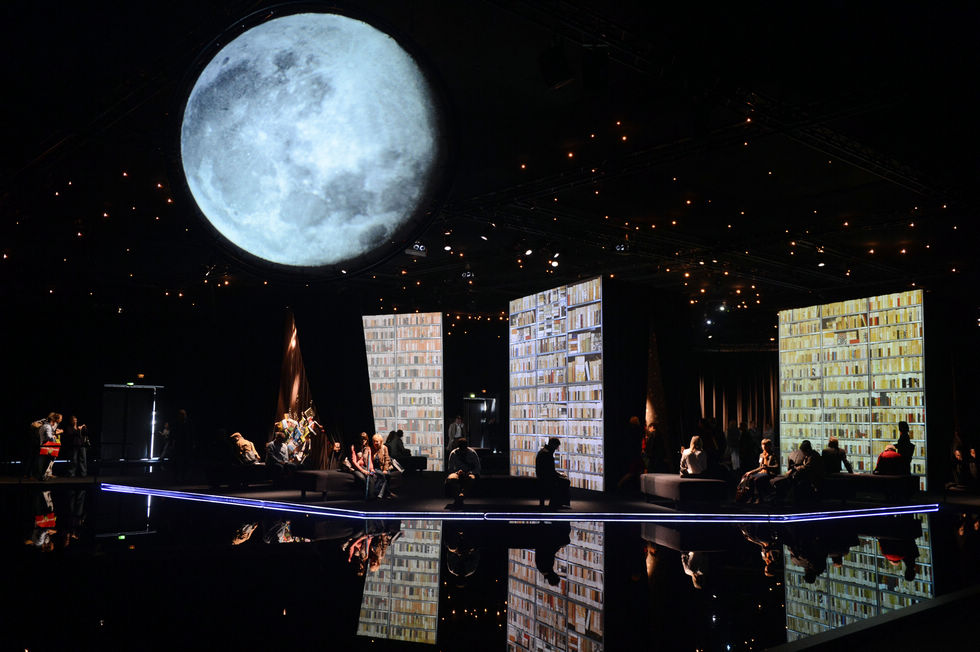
[821,436,853,474]
[536,437,570,508]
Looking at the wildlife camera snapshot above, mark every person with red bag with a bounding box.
[38,412,63,480]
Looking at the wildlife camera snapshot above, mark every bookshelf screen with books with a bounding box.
[356,520,443,645]
[363,312,445,471]
[509,277,604,491]
[507,522,604,651]
[778,290,926,487]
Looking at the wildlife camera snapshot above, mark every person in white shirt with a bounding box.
[679,435,707,477]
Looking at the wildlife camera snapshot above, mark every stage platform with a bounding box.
[90,470,950,523]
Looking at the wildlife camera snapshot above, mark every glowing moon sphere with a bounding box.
[181,13,439,267]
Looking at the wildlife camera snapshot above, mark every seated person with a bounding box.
[536,437,571,508]
[229,432,262,464]
[679,435,707,477]
[821,436,854,473]
[265,427,297,478]
[385,429,409,466]
[445,438,481,507]
[737,438,779,503]
[874,444,906,475]
[772,440,823,500]
[352,434,394,500]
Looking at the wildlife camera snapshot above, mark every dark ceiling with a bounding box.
[2,1,977,349]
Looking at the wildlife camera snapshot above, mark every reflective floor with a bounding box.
[4,485,979,651]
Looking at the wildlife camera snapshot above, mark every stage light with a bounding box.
[525,249,533,256]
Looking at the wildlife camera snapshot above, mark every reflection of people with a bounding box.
[679,436,707,477]
[681,551,705,589]
[821,436,853,473]
[536,437,571,508]
[533,523,571,586]
[446,438,481,508]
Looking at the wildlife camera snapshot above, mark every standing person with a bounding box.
[445,438,481,508]
[725,420,741,472]
[446,415,466,455]
[66,416,89,477]
[38,413,63,480]
[536,437,571,509]
[895,421,914,475]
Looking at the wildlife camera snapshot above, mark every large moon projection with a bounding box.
[181,12,440,268]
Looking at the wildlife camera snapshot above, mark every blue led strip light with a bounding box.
[100,483,939,524]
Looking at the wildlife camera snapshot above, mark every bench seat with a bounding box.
[822,472,919,501]
[640,472,728,503]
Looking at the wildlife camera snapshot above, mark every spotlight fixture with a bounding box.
[524,248,533,256]
[614,242,631,254]
[461,270,475,279]
[405,240,427,257]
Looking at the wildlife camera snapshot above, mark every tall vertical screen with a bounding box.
[509,277,604,490]
[778,290,926,487]
[363,312,445,471]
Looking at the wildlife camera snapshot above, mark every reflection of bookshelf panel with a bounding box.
[357,520,442,646]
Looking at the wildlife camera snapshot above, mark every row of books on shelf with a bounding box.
[365,340,395,353]
[395,419,444,434]
[510,295,536,314]
[822,315,868,331]
[568,330,601,354]
[567,303,602,331]
[568,278,602,305]
[538,335,566,354]
[568,358,602,383]
[511,326,534,343]
[364,329,395,340]
[537,368,567,385]
[510,436,603,456]
[871,290,922,310]
[869,323,923,342]
[537,317,566,338]
[397,339,441,352]
[511,311,536,327]
[537,352,567,369]
[868,341,924,357]
[394,353,442,366]
[369,379,443,392]
[394,325,441,339]
[869,305,923,326]
[537,286,568,307]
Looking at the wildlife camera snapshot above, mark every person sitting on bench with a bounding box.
[446,438,481,508]
[821,436,853,474]
[874,444,906,475]
[265,426,297,480]
[536,437,571,508]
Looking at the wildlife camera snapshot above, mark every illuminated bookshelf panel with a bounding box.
[509,277,604,490]
[363,313,445,470]
[778,290,926,488]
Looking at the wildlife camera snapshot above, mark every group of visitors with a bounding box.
[673,418,920,505]
[26,412,90,480]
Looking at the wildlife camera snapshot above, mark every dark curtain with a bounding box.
[695,351,778,438]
